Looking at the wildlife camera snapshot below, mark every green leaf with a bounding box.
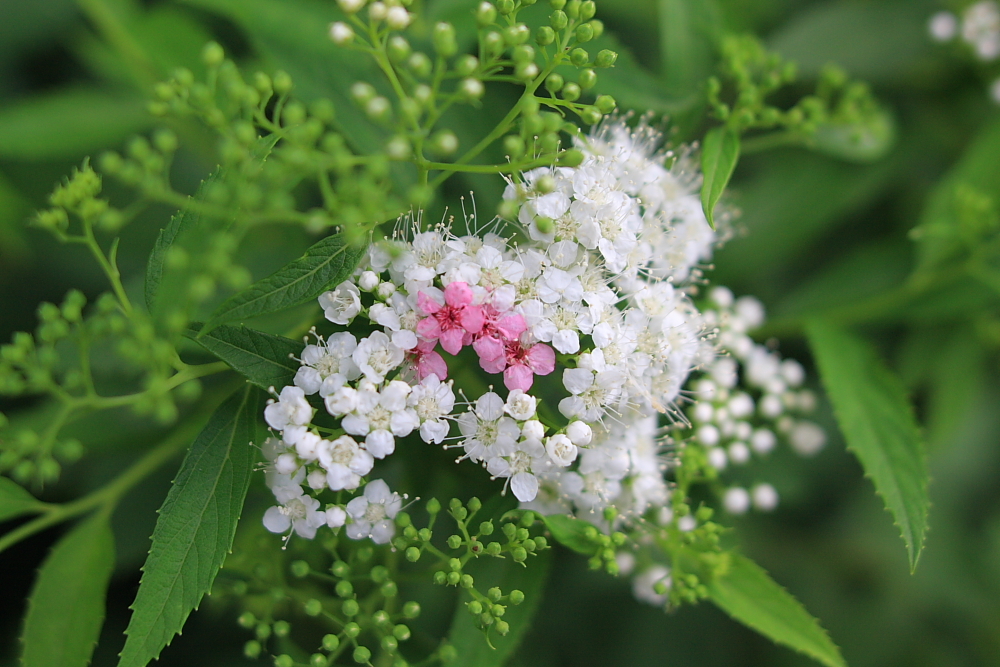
[541,514,599,555]
[657,0,720,96]
[708,553,846,667]
[118,387,263,667]
[0,477,45,523]
[806,320,929,572]
[0,87,151,160]
[145,135,279,314]
[201,233,366,334]
[186,324,303,390]
[21,512,116,667]
[446,550,551,666]
[700,126,740,230]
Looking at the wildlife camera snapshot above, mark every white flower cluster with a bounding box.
[929,2,1000,103]
[255,118,820,595]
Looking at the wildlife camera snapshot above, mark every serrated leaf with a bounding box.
[118,387,263,667]
[186,324,302,390]
[145,135,279,316]
[0,476,45,523]
[700,126,740,229]
[446,550,551,667]
[541,514,599,555]
[21,512,116,667]
[708,553,846,667]
[200,233,366,334]
[0,86,151,160]
[806,320,929,572]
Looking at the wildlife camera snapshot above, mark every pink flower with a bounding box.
[472,306,527,363]
[480,339,555,391]
[409,339,448,381]
[416,282,485,355]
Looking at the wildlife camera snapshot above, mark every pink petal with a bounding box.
[496,314,527,340]
[525,343,555,375]
[416,317,441,340]
[439,328,466,355]
[417,291,442,315]
[473,335,505,361]
[418,351,448,380]
[443,281,473,308]
[460,305,485,334]
[504,364,534,391]
[480,353,508,374]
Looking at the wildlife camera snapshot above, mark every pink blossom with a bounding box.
[479,339,555,391]
[409,339,448,381]
[416,282,484,355]
[472,306,527,363]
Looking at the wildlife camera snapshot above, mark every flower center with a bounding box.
[364,502,387,523]
[281,498,307,520]
[368,405,392,432]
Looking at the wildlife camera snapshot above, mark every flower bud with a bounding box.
[578,68,597,89]
[575,22,594,42]
[353,647,372,664]
[273,70,293,94]
[544,73,564,93]
[595,48,617,67]
[408,52,432,78]
[338,0,364,13]
[460,78,485,100]
[477,1,497,26]
[388,35,411,62]
[595,94,616,114]
[535,26,555,45]
[202,42,224,67]
[329,21,355,45]
[433,22,458,57]
[561,82,581,101]
[386,6,411,29]
[497,0,515,14]
[549,10,568,29]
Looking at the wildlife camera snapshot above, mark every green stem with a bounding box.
[0,401,215,554]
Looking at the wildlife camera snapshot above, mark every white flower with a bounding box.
[752,483,779,511]
[317,435,374,490]
[486,438,545,502]
[263,484,326,539]
[353,331,405,383]
[408,375,456,444]
[342,381,419,458]
[264,386,313,431]
[329,21,354,45]
[566,421,592,446]
[632,566,671,606]
[723,487,750,515]
[294,333,360,396]
[504,389,537,421]
[326,506,347,528]
[558,367,624,422]
[385,5,410,29]
[319,281,361,325]
[457,392,520,463]
[345,479,402,544]
[545,434,578,467]
[789,420,826,456]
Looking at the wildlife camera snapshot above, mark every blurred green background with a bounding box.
[2,0,1000,666]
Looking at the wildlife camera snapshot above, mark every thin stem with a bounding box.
[0,399,217,554]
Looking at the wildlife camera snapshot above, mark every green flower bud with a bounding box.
[575,23,594,42]
[381,580,398,598]
[483,31,505,59]
[255,623,272,641]
[491,604,505,617]
[433,22,458,57]
[344,622,361,638]
[561,82,581,101]
[373,610,392,626]
[304,599,323,616]
[504,24,530,46]
[291,560,310,578]
[275,655,294,667]
[477,2,497,26]
[238,611,256,628]
[595,94,616,114]
[580,0,596,19]
[403,601,421,618]
[549,10,568,29]
[485,541,503,555]
[388,35,412,62]
[544,73,564,93]
[270,620,289,638]
[273,70,293,94]
[365,96,392,122]
[446,571,461,585]
[536,26,555,45]
[449,557,463,571]
[406,546,421,562]
[336,580,354,598]
[418,527,433,542]
[429,130,459,156]
[394,623,411,641]
[479,521,495,536]
[243,640,261,659]
[595,49,617,67]
[580,105,602,125]
[439,644,458,662]
[467,497,482,513]
[447,534,463,549]
[566,0,581,18]
[353,646,372,664]
[434,570,447,584]
[382,635,399,652]
[310,653,326,667]
[468,600,483,615]
[202,42,225,67]
[509,589,525,604]
[570,47,589,67]
[497,0,515,15]
[558,148,584,166]
[495,620,510,635]
[452,506,468,521]
[323,634,341,651]
[456,55,479,77]
[332,560,350,578]
[460,574,474,588]
[550,0,566,11]
[511,547,527,562]
[426,497,442,514]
